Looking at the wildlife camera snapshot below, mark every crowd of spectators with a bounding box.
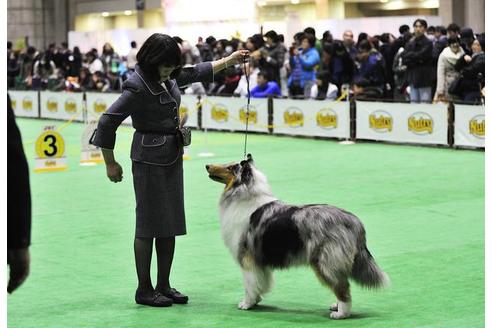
[7,18,485,103]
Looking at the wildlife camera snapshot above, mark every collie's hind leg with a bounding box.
[312,258,352,319]
[238,268,273,310]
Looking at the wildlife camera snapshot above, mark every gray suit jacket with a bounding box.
[91,62,214,165]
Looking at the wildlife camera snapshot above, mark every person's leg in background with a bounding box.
[419,87,433,103]
[409,86,421,103]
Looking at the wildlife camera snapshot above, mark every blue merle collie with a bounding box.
[205,154,389,319]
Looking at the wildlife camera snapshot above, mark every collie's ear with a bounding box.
[241,160,253,184]
[246,153,254,163]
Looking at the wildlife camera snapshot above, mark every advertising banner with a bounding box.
[85,92,132,125]
[454,104,485,148]
[272,99,350,138]
[40,91,84,121]
[9,90,39,118]
[356,101,448,145]
[201,96,269,133]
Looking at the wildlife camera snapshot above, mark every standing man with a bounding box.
[7,94,32,294]
[402,19,434,103]
[342,30,357,60]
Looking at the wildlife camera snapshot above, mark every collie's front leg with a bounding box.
[238,269,270,310]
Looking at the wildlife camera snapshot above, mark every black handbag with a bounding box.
[177,127,191,147]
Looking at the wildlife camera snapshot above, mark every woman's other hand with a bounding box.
[227,50,250,66]
[106,162,123,182]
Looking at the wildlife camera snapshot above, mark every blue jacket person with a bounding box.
[91,33,249,307]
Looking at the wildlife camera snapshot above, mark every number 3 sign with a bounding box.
[34,126,68,172]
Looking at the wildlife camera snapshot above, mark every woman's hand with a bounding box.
[227,50,250,66]
[106,162,123,183]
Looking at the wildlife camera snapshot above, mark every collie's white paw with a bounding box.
[329,301,351,319]
[330,302,338,311]
[330,311,350,320]
[238,300,255,310]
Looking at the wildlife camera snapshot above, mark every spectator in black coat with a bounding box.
[453,36,485,102]
[402,19,434,103]
[7,42,20,88]
[329,40,355,92]
[342,30,357,60]
[254,30,286,88]
[7,94,32,294]
[459,27,475,55]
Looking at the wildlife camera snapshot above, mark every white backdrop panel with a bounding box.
[202,96,269,133]
[40,91,84,121]
[356,101,448,145]
[9,90,39,118]
[179,95,199,128]
[85,92,132,125]
[454,104,485,148]
[272,99,350,138]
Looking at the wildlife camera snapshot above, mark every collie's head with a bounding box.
[206,154,272,201]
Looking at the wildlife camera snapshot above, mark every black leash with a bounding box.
[243,59,251,159]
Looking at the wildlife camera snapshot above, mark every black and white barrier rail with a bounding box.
[8,90,485,149]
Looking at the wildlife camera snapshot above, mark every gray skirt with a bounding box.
[132,158,186,238]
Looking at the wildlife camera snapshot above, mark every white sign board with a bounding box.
[179,95,199,128]
[9,90,39,118]
[272,99,350,138]
[85,92,132,126]
[201,96,269,133]
[356,101,448,145]
[40,91,84,121]
[454,104,485,148]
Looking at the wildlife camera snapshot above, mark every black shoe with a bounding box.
[135,289,173,307]
[160,288,189,304]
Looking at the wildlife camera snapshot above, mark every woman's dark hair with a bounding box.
[447,36,460,46]
[300,33,316,48]
[332,40,346,55]
[447,23,460,33]
[264,30,279,43]
[249,34,264,50]
[358,39,373,53]
[73,46,81,55]
[356,32,368,47]
[137,33,182,81]
[399,24,410,35]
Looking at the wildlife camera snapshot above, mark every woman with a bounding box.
[287,33,320,98]
[453,36,485,102]
[91,33,248,307]
[434,36,464,102]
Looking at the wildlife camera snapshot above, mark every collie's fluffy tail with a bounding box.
[351,246,390,289]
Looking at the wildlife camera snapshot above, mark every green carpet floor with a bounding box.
[8,118,484,328]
